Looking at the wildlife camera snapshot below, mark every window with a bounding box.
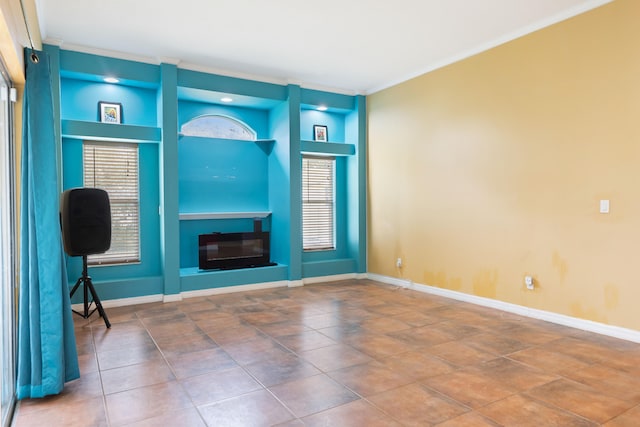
[0,64,16,427]
[83,142,140,265]
[302,156,335,251]
[180,115,256,140]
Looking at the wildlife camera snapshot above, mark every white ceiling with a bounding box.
[35,0,611,94]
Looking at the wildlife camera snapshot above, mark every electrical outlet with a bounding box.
[525,275,534,290]
[396,258,402,268]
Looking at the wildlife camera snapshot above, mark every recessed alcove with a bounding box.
[180,114,256,140]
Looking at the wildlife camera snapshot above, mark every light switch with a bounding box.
[599,200,610,214]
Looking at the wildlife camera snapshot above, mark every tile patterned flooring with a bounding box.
[11,279,640,426]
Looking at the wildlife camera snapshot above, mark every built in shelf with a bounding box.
[300,140,355,156]
[179,264,289,291]
[179,211,271,220]
[180,263,286,277]
[61,120,161,143]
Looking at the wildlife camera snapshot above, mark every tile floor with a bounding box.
[11,279,640,426]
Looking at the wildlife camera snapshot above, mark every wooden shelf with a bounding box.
[61,120,161,143]
[300,140,355,156]
[179,211,271,220]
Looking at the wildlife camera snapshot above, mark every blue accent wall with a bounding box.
[300,110,346,143]
[178,136,269,213]
[61,78,157,126]
[50,46,367,300]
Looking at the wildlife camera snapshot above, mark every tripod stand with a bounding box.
[69,255,111,328]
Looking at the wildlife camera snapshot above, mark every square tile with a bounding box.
[244,352,321,387]
[380,350,457,380]
[508,346,592,374]
[434,411,502,426]
[299,343,373,372]
[302,399,403,426]
[470,357,558,391]
[167,347,237,379]
[153,331,218,357]
[100,359,175,395]
[478,393,598,426]
[604,405,640,426]
[221,336,292,365]
[122,407,207,427]
[368,382,470,425]
[269,374,359,418]
[344,333,415,358]
[564,364,640,403]
[105,381,192,426]
[424,340,496,366]
[462,332,529,356]
[180,366,262,406]
[12,396,108,427]
[96,341,163,371]
[423,370,516,408]
[328,361,413,396]
[205,324,265,345]
[198,389,294,427]
[276,330,337,353]
[526,379,634,424]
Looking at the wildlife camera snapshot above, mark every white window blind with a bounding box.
[83,142,140,265]
[302,156,335,251]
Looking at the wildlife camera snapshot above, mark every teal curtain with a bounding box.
[16,49,79,399]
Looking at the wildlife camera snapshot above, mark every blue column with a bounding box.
[347,95,367,273]
[158,63,181,297]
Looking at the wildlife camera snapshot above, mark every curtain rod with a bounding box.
[18,0,39,63]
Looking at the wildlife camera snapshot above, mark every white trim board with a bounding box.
[71,293,163,311]
[302,273,359,285]
[367,273,640,344]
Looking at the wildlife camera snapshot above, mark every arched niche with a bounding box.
[180,114,257,140]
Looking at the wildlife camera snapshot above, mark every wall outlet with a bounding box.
[525,275,534,290]
[396,258,402,268]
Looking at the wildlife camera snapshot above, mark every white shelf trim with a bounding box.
[179,211,271,220]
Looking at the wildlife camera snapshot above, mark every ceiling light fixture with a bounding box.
[104,77,119,83]
[317,106,328,111]
[221,97,233,103]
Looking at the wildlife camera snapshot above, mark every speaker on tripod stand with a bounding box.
[60,188,111,328]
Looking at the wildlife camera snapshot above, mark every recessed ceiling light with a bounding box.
[221,97,233,103]
[104,77,119,83]
[317,106,328,111]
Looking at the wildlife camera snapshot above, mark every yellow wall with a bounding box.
[367,0,640,331]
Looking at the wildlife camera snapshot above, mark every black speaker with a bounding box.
[60,188,111,256]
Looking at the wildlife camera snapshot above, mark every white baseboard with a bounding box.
[367,273,640,344]
[163,294,182,303]
[303,273,358,285]
[72,294,164,311]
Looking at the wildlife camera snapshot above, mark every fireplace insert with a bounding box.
[198,231,274,270]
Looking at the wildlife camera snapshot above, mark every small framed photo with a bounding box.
[98,101,122,124]
[313,125,328,142]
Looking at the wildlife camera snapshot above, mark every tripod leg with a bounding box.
[69,277,82,298]
[83,276,90,318]
[85,278,111,328]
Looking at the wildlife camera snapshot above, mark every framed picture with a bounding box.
[98,101,122,124]
[313,125,328,142]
